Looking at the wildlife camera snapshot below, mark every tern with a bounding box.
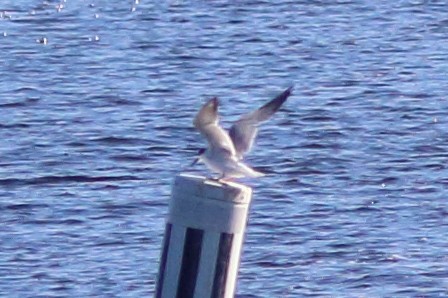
[191,86,293,180]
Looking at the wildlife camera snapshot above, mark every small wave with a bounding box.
[0,97,40,108]
[4,203,49,211]
[300,143,328,149]
[65,141,88,147]
[23,218,84,225]
[93,240,127,247]
[0,175,141,187]
[141,88,173,94]
[110,154,149,162]
[0,123,30,129]
[110,98,141,106]
[301,115,336,122]
[90,136,144,145]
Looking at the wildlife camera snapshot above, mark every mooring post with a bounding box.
[155,174,252,298]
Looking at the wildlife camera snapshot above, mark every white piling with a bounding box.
[155,174,252,298]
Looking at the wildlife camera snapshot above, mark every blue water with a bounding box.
[1,1,448,297]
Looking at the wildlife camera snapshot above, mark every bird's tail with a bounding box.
[238,162,265,178]
[250,169,265,178]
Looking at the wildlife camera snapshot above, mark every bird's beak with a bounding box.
[190,157,200,166]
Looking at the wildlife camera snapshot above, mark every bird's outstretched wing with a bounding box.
[193,97,236,156]
[229,86,293,159]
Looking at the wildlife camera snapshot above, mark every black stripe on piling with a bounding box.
[155,223,172,298]
[212,233,235,298]
[176,228,204,298]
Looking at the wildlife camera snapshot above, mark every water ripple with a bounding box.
[1,1,448,297]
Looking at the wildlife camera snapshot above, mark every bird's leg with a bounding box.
[209,174,223,182]
[210,173,231,184]
[218,173,229,183]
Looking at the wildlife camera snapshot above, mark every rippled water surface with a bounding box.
[1,1,448,297]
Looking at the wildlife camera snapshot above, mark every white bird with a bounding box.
[191,87,293,180]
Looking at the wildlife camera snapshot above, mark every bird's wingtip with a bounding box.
[207,96,219,111]
[285,85,294,94]
[210,96,218,103]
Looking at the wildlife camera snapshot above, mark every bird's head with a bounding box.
[190,148,206,166]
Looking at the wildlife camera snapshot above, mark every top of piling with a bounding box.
[174,174,252,204]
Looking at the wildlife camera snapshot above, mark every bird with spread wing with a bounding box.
[191,87,293,180]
